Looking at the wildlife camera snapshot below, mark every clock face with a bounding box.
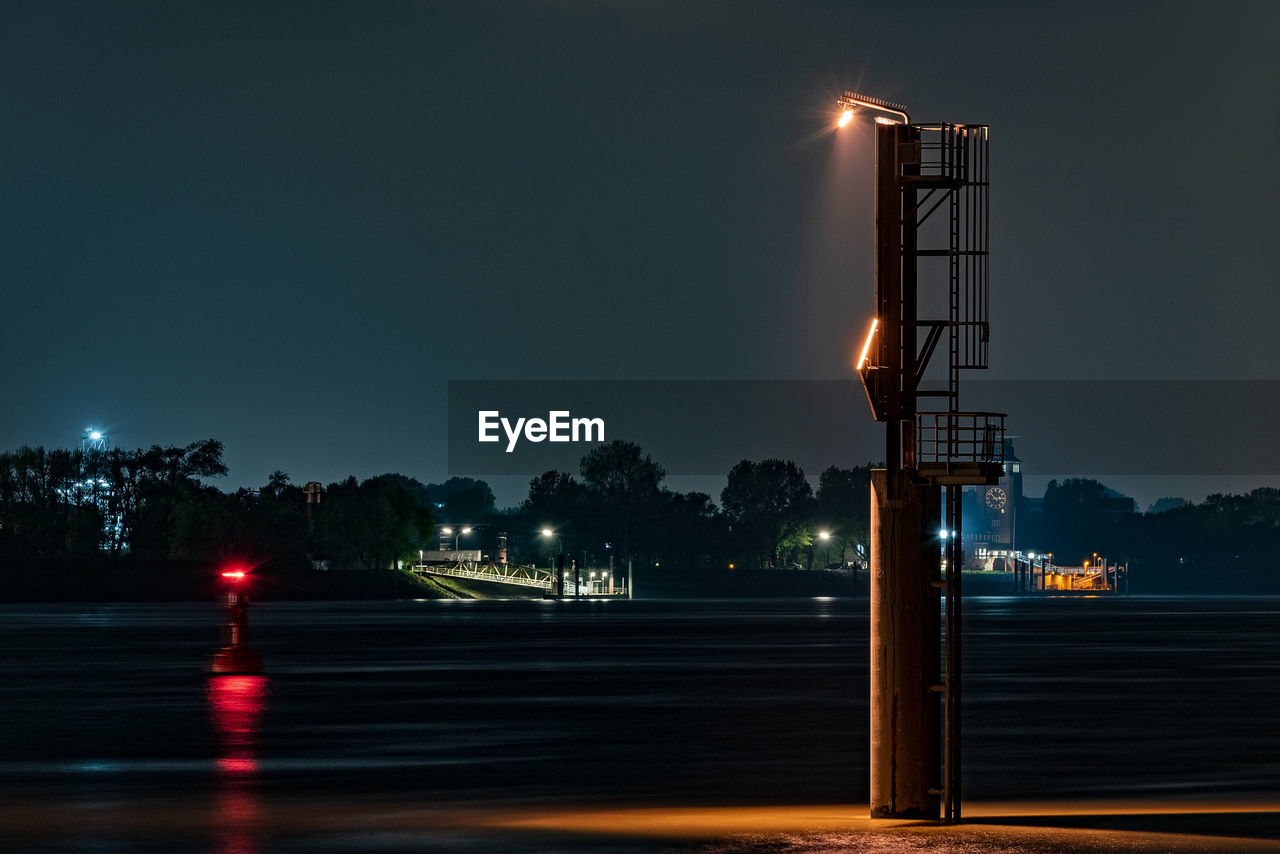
[985,487,1007,510]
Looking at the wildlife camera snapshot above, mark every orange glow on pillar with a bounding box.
[856,318,879,371]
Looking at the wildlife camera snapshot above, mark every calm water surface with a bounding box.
[0,596,1276,851]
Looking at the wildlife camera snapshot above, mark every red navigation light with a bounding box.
[221,570,247,581]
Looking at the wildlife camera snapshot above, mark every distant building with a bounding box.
[961,442,1137,558]
[961,439,1022,552]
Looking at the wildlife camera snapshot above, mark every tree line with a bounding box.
[1021,477,1280,592]
[2,438,1277,591]
[519,443,870,571]
[0,437,871,572]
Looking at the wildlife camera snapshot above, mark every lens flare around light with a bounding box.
[837,108,854,128]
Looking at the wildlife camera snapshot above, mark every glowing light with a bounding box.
[461,527,472,534]
[89,430,102,441]
[836,107,854,128]
[838,91,911,124]
[221,570,246,580]
[442,527,453,535]
[541,528,554,537]
[855,318,879,371]
[873,116,897,125]
[939,528,949,539]
[819,531,831,540]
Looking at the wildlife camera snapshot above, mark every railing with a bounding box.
[916,412,1005,465]
[914,122,988,185]
[413,563,553,590]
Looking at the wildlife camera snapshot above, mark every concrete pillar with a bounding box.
[870,468,941,819]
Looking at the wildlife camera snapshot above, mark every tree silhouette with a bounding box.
[721,459,814,569]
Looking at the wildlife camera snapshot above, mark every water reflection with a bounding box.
[207,675,268,854]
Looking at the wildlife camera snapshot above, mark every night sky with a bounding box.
[3,1,1277,509]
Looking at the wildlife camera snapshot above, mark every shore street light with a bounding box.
[441,526,473,550]
[541,528,570,598]
[835,90,911,126]
[819,530,832,569]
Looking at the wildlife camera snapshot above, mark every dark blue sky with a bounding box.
[2,1,1277,508]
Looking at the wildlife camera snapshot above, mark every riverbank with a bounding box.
[0,556,1258,601]
[0,557,542,602]
[0,559,872,602]
[1,796,1275,853]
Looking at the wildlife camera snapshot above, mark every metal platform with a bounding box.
[917,461,1003,486]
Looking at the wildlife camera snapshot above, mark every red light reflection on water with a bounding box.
[208,675,267,772]
[207,675,268,854]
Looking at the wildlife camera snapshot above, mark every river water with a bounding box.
[0,596,1276,851]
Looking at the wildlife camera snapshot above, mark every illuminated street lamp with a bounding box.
[440,526,472,550]
[541,528,571,598]
[81,427,108,453]
[835,90,911,126]
[819,530,832,569]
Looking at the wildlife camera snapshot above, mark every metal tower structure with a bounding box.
[844,91,1005,823]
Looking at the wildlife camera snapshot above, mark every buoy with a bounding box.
[211,568,263,674]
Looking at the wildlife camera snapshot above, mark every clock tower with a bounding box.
[965,440,1022,551]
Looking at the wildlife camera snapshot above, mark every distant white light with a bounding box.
[939,528,949,539]
[89,431,102,441]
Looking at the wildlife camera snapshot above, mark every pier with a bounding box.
[973,549,1129,594]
